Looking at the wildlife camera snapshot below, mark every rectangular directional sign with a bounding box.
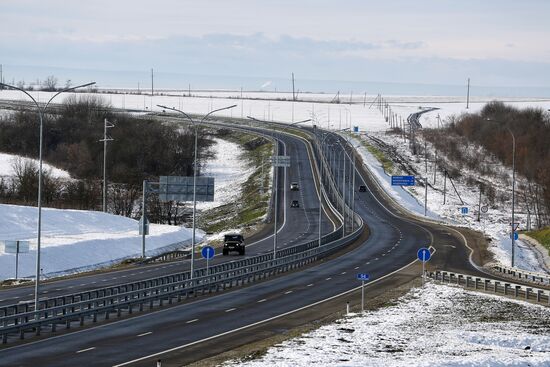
[391,175,415,186]
[3,240,30,254]
[270,155,291,167]
[461,207,469,215]
[357,273,370,281]
[159,176,215,202]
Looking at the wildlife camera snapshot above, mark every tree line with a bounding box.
[0,95,214,220]
[425,101,550,227]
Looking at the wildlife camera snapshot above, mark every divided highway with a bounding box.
[0,116,485,366]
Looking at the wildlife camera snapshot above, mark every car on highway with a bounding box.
[359,185,367,192]
[222,233,245,255]
[290,200,300,208]
[290,182,300,191]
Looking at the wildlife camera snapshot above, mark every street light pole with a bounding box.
[0,81,96,314]
[485,118,517,267]
[158,104,236,278]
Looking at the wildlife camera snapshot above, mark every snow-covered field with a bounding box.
[223,282,550,367]
[0,204,195,279]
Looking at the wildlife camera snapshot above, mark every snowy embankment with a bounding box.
[224,282,550,367]
[0,138,251,280]
[0,204,194,279]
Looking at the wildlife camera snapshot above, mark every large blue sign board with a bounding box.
[417,247,431,262]
[201,246,215,259]
[357,273,370,281]
[391,175,415,186]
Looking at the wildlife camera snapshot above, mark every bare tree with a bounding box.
[42,75,58,91]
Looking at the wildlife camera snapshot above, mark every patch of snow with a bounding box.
[0,203,198,279]
[0,152,70,179]
[224,282,550,367]
[197,138,254,211]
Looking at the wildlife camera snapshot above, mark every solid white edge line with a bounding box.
[112,255,423,367]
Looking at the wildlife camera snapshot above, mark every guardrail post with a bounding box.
[504,283,510,295]
[484,279,489,291]
[494,281,499,293]
[3,333,7,344]
[537,290,542,302]
[66,320,71,329]
[514,285,520,298]
[525,287,531,300]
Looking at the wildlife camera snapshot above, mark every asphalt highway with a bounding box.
[0,126,484,366]
[0,125,335,308]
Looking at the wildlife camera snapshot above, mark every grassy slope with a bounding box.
[525,227,550,255]
[199,131,273,238]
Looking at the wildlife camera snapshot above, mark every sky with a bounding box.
[1,0,550,95]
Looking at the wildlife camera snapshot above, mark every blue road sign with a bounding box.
[461,207,469,215]
[357,273,370,281]
[353,126,359,132]
[391,175,415,186]
[201,246,215,259]
[511,232,519,241]
[417,247,431,262]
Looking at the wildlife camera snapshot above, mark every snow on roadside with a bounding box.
[0,204,197,279]
[197,137,254,211]
[0,152,70,179]
[349,129,545,273]
[223,282,550,367]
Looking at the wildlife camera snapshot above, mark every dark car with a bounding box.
[359,185,367,192]
[290,200,300,208]
[222,233,245,255]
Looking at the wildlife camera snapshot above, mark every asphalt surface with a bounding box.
[0,125,486,366]
[0,127,335,308]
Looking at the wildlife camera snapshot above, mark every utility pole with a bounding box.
[100,119,115,212]
[424,178,428,216]
[0,64,3,89]
[478,183,482,222]
[466,78,470,109]
[151,68,154,111]
[292,72,295,101]
[443,169,447,205]
[363,92,367,107]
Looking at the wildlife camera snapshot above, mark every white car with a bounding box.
[290,182,299,191]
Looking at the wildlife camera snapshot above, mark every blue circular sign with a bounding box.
[201,246,215,259]
[417,247,431,262]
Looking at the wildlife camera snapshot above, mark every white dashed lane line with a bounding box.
[137,332,152,337]
[284,290,293,295]
[76,347,95,354]
[307,283,314,287]
[225,308,236,312]
[186,319,199,324]
[257,299,267,303]
[325,277,332,281]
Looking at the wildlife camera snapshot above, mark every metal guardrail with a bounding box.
[0,223,362,344]
[428,270,550,306]
[490,263,550,286]
[0,122,365,344]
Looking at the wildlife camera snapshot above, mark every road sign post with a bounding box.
[201,246,215,275]
[4,240,30,279]
[417,247,431,285]
[357,273,369,312]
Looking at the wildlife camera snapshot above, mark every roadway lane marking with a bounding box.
[76,347,95,354]
[341,272,347,275]
[137,332,152,337]
[186,319,199,324]
[307,283,314,287]
[354,267,359,270]
[325,277,332,281]
[112,253,425,367]
[366,262,370,265]
[257,299,267,303]
[225,308,236,312]
[284,291,293,295]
